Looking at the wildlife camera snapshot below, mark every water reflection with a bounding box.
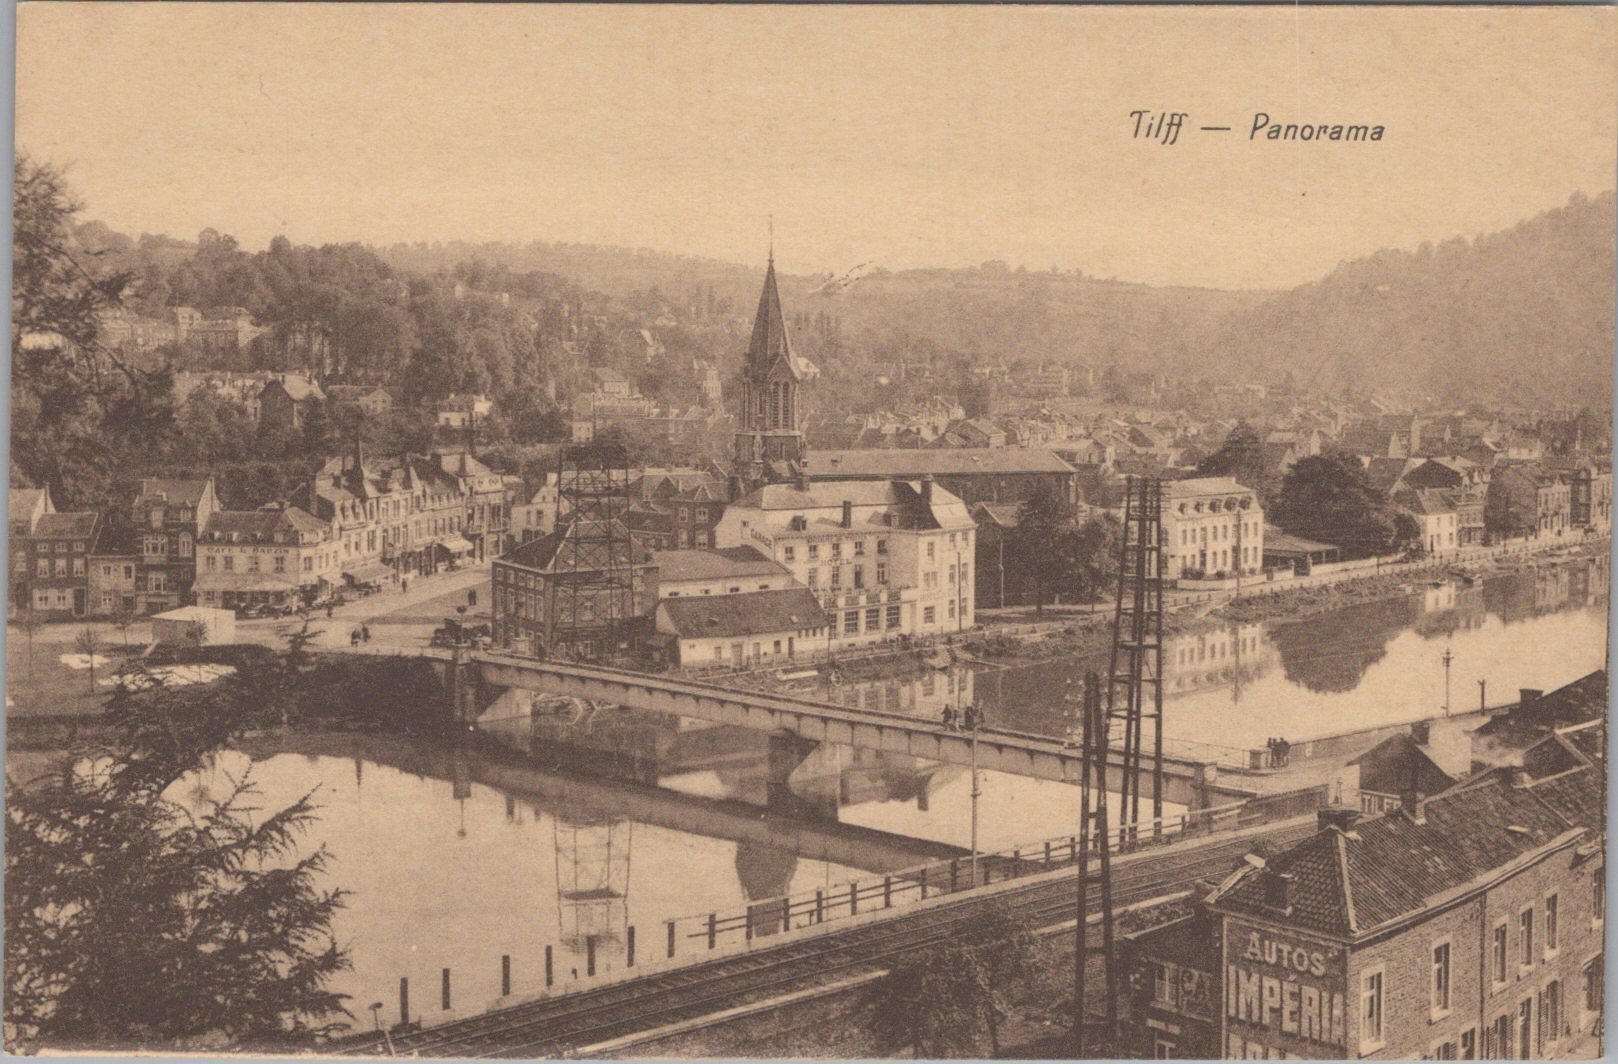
[965,557,1607,747]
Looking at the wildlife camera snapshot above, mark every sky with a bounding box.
[16,4,1617,290]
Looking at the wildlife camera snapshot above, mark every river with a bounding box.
[12,557,1604,1034]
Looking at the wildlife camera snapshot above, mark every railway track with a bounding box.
[342,821,1313,1059]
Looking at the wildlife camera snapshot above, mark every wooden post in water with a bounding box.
[399,977,409,1028]
[501,955,511,997]
[667,921,676,958]
[627,926,636,968]
[441,968,451,1011]
[707,913,717,949]
[586,935,597,977]
[545,946,553,987]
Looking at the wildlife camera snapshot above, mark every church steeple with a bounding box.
[733,255,817,492]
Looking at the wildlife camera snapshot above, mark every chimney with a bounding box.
[1410,720,1431,746]
[1518,689,1544,710]
[842,500,853,529]
[920,474,935,503]
[798,472,812,492]
[1263,870,1295,911]
[1317,806,1361,833]
[1400,791,1427,824]
[1509,766,1531,789]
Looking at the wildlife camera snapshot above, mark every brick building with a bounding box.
[1191,747,1604,1059]
[21,510,103,617]
[9,485,55,612]
[131,477,220,612]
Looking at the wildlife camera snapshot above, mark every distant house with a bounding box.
[258,374,327,436]
[939,418,1007,449]
[655,586,829,668]
[436,393,493,429]
[592,368,632,398]
[803,448,1078,508]
[1347,721,1467,815]
[1485,463,1571,541]
[132,477,221,612]
[9,485,55,611]
[326,384,394,419]
[1394,488,1459,556]
[21,509,103,617]
[970,502,1022,608]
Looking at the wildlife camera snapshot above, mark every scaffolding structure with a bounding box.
[1104,474,1167,838]
[544,443,644,661]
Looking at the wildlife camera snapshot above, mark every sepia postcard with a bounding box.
[5,3,1614,1059]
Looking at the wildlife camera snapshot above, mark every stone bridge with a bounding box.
[432,650,1256,811]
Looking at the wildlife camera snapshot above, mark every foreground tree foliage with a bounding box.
[1004,485,1123,613]
[871,902,1062,1057]
[4,653,350,1052]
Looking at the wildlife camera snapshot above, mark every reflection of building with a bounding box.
[554,815,632,953]
[736,841,799,939]
[1163,624,1276,698]
[824,665,976,721]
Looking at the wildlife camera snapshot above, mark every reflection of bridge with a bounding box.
[438,652,1257,810]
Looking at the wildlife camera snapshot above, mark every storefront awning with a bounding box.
[194,573,301,594]
[437,536,475,555]
[342,562,394,585]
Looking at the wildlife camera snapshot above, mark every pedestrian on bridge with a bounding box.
[1277,737,1291,766]
[362,624,371,643]
[941,705,957,731]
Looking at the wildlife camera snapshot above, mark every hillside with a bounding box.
[1212,191,1615,409]
[372,193,1615,410]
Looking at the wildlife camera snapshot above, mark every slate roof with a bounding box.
[654,546,787,584]
[1162,476,1251,499]
[204,507,327,540]
[804,448,1075,478]
[137,478,212,507]
[1209,765,1598,938]
[660,586,828,639]
[32,512,100,539]
[1473,670,1606,744]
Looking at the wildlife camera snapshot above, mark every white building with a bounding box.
[714,475,976,649]
[1160,476,1265,580]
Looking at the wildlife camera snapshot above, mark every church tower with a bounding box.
[733,255,817,491]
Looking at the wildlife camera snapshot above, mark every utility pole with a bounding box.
[1442,647,1454,716]
[969,705,981,887]
[1479,678,1487,713]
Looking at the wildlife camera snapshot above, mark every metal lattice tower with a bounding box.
[1104,475,1167,838]
[545,443,642,661]
[1073,671,1119,1056]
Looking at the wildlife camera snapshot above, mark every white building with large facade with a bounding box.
[714,474,976,649]
[1160,476,1265,580]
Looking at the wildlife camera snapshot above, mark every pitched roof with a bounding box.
[264,375,325,402]
[1349,733,1457,796]
[32,512,99,539]
[1163,476,1252,499]
[660,586,828,639]
[1473,669,1606,742]
[804,448,1075,477]
[137,477,212,506]
[498,515,653,573]
[9,487,50,526]
[972,502,1022,529]
[653,546,787,584]
[1395,488,1458,516]
[1210,766,1595,937]
[204,506,327,540]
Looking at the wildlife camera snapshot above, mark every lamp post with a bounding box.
[1441,647,1454,716]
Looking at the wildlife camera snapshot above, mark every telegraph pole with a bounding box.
[1478,678,1487,713]
[1442,647,1454,716]
[969,706,981,887]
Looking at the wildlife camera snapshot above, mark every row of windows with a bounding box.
[34,540,87,553]
[841,604,905,636]
[783,538,888,563]
[35,557,86,577]
[807,563,888,590]
[1176,519,1257,547]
